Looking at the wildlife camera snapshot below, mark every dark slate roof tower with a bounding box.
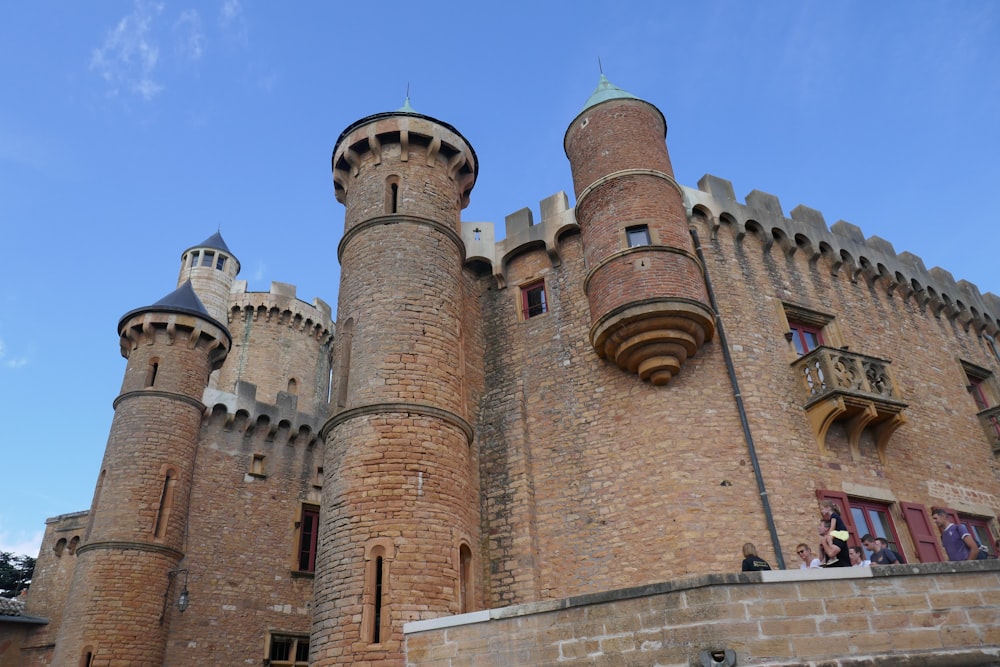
[315,101,480,664]
[564,75,715,385]
[51,279,230,665]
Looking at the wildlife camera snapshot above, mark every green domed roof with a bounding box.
[580,74,640,112]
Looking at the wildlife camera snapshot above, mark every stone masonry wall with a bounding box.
[404,562,1000,666]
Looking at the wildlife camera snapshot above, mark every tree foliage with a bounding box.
[0,551,35,598]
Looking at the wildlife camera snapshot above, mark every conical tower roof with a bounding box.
[580,73,640,112]
[182,231,240,273]
[118,280,230,342]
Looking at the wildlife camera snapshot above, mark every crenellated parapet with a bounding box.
[203,380,325,448]
[684,174,1000,337]
[229,280,334,342]
[461,191,579,288]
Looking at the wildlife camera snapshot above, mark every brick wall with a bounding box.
[404,562,1000,666]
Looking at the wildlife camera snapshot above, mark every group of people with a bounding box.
[741,500,881,572]
[741,500,994,572]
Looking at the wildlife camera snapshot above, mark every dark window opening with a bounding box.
[269,634,309,666]
[522,281,547,319]
[373,556,384,643]
[297,506,319,572]
[216,254,226,271]
[145,360,159,388]
[626,225,651,247]
[202,251,215,267]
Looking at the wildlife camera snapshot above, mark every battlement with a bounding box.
[461,191,579,288]
[203,379,325,448]
[684,174,1000,336]
[229,280,334,341]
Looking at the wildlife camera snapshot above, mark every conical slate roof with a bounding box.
[118,280,229,342]
[183,231,235,258]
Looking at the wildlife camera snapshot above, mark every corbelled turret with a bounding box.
[313,100,480,665]
[51,281,230,666]
[564,75,714,385]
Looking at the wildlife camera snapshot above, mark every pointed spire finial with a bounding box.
[598,56,603,74]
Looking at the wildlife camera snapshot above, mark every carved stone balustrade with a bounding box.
[977,405,1000,454]
[791,346,907,463]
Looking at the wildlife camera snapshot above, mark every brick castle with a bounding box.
[4,75,1000,666]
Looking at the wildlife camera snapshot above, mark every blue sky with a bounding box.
[2,1,998,559]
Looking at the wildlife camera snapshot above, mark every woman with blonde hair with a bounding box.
[741,542,772,571]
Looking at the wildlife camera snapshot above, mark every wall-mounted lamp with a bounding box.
[160,568,190,624]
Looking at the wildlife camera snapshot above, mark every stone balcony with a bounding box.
[791,346,907,463]
[977,404,1000,454]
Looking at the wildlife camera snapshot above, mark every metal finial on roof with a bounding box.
[598,56,603,74]
[397,84,416,113]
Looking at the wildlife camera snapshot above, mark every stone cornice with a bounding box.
[320,402,474,444]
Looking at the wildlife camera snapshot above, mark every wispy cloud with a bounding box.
[174,9,206,64]
[90,0,166,101]
[219,0,249,45]
[0,338,30,369]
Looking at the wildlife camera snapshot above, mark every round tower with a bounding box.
[313,101,479,665]
[564,75,714,385]
[52,281,230,666]
[177,231,240,324]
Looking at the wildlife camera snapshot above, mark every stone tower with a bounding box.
[176,231,240,324]
[51,280,230,666]
[312,102,480,665]
[564,75,714,385]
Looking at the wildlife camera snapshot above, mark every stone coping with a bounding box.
[403,559,1000,635]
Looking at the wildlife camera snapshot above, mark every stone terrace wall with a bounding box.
[404,562,1000,667]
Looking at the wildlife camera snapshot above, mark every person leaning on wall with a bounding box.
[741,542,772,572]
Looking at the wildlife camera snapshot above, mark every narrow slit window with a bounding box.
[145,359,159,388]
[373,556,384,643]
[153,471,176,539]
[626,225,651,247]
[521,281,547,319]
[297,505,319,572]
[459,543,473,613]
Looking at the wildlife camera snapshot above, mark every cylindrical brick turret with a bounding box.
[564,75,714,385]
[313,103,479,665]
[51,282,230,667]
[177,231,240,324]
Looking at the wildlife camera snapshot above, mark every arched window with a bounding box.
[287,378,298,395]
[459,543,473,613]
[385,176,401,214]
[145,358,160,388]
[54,538,67,557]
[363,539,394,644]
[68,536,80,555]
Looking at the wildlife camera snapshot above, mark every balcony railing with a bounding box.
[977,404,1000,454]
[791,346,907,463]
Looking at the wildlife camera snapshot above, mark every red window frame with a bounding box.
[849,498,904,559]
[960,514,996,557]
[967,374,1000,438]
[789,321,824,356]
[297,505,319,572]
[521,280,547,319]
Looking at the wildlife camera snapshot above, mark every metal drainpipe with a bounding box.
[690,227,786,569]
